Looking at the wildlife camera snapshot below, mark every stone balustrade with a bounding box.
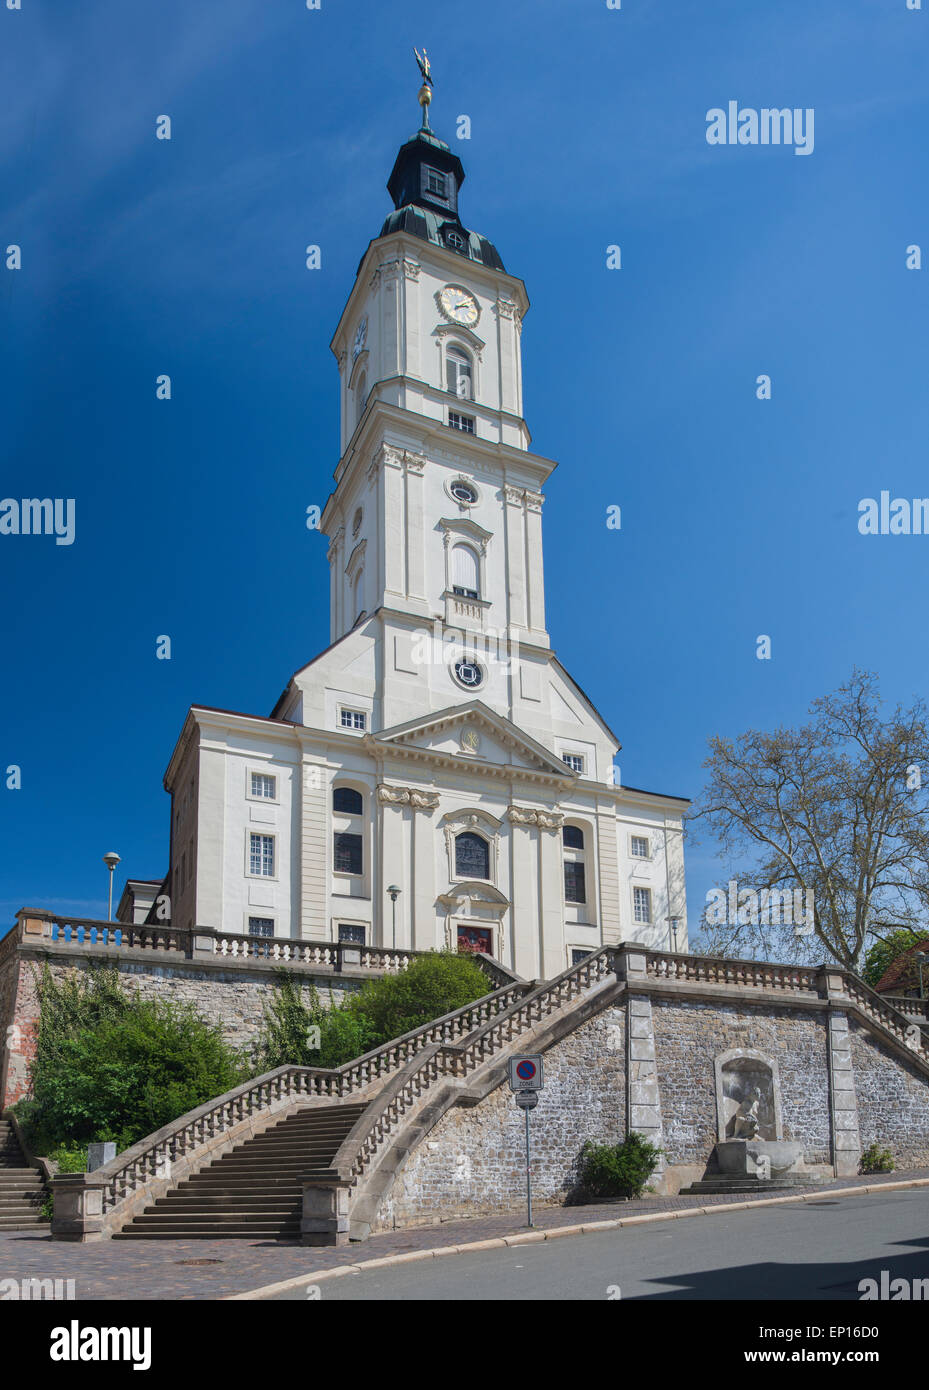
[9,909,420,975]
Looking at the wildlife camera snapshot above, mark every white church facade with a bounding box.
[158,88,689,981]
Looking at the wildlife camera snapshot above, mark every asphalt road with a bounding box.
[271,1190,929,1300]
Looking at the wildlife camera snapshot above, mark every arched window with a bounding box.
[563,823,587,904]
[451,543,479,600]
[333,787,363,816]
[333,784,364,877]
[446,346,473,400]
[455,831,489,879]
[354,371,367,427]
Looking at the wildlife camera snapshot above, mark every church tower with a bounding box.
[321,75,552,737]
[164,63,689,979]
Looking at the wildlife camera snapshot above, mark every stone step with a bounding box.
[680,1179,816,1194]
[113,1227,300,1240]
[0,1216,49,1228]
[122,1212,302,1224]
[152,1194,302,1208]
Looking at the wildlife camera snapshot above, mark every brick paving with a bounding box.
[1,1167,925,1301]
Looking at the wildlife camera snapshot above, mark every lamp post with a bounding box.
[387,885,401,950]
[102,851,121,923]
[917,951,929,1001]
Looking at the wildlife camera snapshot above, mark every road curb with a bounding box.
[226,1176,929,1300]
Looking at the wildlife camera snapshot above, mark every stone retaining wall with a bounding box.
[374,988,929,1230]
[375,1005,627,1230]
[0,948,364,1108]
[652,998,832,1171]
[850,1018,929,1169]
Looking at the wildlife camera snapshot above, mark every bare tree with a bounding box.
[689,670,929,970]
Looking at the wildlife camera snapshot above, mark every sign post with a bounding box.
[508,1055,544,1228]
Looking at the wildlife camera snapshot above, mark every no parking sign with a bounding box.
[508,1054,544,1092]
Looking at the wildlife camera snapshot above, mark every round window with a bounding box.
[450,480,477,505]
[453,658,484,689]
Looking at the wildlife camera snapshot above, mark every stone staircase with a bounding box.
[679,1175,819,1196]
[113,1103,368,1240]
[0,1119,49,1230]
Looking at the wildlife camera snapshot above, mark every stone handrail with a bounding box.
[843,973,929,1062]
[327,946,619,1190]
[646,950,821,994]
[9,909,511,986]
[880,993,929,1021]
[53,975,530,1224]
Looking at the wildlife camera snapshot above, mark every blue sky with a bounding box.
[1,0,927,930]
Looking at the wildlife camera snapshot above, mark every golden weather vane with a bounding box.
[413,46,433,128]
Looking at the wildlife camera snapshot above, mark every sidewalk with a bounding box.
[1,1168,926,1301]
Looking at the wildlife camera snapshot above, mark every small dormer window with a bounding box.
[445,228,466,251]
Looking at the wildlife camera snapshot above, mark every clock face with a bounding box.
[438,286,479,328]
[352,316,367,360]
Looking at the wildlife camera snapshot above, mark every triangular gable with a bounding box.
[373,700,576,781]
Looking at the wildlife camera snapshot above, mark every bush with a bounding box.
[48,1143,88,1173]
[578,1133,663,1200]
[252,951,491,1073]
[859,1142,894,1174]
[15,965,248,1156]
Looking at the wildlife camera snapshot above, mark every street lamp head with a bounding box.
[387,884,401,902]
[103,852,121,870]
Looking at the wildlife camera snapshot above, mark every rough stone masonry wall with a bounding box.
[1,951,364,1108]
[375,1005,627,1230]
[849,1018,929,1168]
[652,998,832,1170]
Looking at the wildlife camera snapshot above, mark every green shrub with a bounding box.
[48,1143,88,1173]
[14,965,248,1156]
[859,1142,894,1174]
[252,951,490,1073]
[578,1133,663,1200]
[343,951,490,1047]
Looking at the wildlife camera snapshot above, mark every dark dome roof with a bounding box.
[379,204,505,271]
[376,125,505,271]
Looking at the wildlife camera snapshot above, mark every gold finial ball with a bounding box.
[418,83,432,108]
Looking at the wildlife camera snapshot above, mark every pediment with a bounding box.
[372,701,576,782]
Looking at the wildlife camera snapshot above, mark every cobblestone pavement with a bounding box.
[1,1168,925,1301]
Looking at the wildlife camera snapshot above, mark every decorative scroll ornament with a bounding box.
[377,784,440,811]
[507,806,564,830]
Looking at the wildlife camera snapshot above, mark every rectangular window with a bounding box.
[631,835,649,859]
[249,832,275,877]
[448,411,475,434]
[571,949,593,966]
[562,753,585,774]
[250,772,276,799]
[564,861,586,904]
[425,167,447,197]
[633,886,652,925]
[248,916,274,937]
[338,923,366,945]
[340,709,366,730]
[334,832,363,876]
[452,585,479,600]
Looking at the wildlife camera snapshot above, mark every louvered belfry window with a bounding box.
[451,543,479,599]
